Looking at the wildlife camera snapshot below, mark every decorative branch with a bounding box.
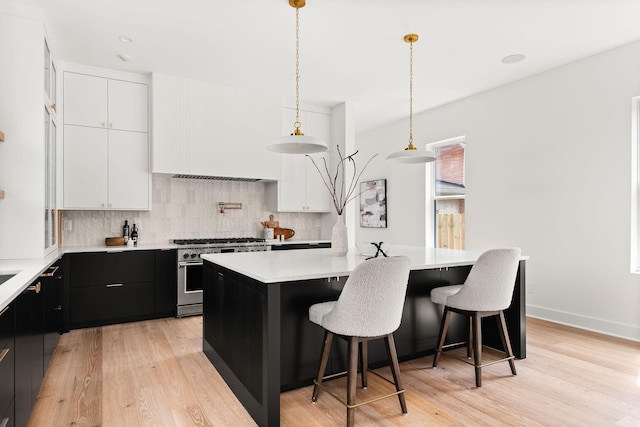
[307,146,379,215]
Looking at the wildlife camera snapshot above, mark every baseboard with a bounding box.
[526,304,640,342]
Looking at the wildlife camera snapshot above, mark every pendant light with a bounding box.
[386,34,436,164]
[267,0,328,154]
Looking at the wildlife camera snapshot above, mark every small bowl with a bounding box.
[356,242,390,257]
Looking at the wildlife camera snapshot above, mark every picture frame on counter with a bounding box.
[359,179,387,228]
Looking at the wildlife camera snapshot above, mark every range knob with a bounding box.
[197,252,203,258]
[190,253,197,258]
[183,253,190,259]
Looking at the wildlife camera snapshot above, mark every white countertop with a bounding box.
[0,240,331,311]
[201,246,526,284]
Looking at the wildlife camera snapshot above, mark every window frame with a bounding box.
[425,135,466,248]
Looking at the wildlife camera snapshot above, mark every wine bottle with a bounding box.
[131,224,138,246]
[123,220,130,244]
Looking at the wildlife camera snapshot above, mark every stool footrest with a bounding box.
[313,368,405,409]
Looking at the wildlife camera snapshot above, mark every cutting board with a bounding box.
[274,228,295,240]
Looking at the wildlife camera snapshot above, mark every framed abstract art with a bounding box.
[359,179,387,228]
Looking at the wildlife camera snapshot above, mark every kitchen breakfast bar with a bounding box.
[201,247,527,426]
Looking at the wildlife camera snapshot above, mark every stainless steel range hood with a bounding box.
[172,174,261,182]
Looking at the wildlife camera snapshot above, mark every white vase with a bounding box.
[331,215,348,256]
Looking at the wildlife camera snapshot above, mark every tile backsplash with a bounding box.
[61,175,325,246]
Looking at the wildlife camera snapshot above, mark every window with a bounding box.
[430,136,465,249]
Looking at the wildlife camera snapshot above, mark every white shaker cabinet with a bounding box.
[62,70,150,210]
[268,107,332,212]
[64,72,148,132]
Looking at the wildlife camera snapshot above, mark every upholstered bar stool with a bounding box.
[308,256,411,427]
[431,248,521,387]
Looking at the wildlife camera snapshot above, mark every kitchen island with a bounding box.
[201,246,527,427]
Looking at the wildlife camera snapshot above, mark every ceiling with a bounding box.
[13,0,640,134]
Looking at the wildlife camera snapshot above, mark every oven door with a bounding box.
[177,261,203,308]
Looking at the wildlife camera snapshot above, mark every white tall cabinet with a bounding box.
[267,107,333,212]
[62,69,150,210]
[0,3,52,258]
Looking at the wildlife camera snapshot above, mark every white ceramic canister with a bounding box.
[264,228,274,240]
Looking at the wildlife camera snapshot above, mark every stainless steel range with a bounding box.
[174,237,270,317]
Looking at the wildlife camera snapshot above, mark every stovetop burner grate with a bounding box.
[173,237,266,245]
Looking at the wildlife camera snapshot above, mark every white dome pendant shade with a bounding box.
[387,145,436,163]
[386,34,436,164]
[267,0,328,155]
[268,126,328,154]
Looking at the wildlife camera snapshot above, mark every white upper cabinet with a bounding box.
[267,107,332,212]
[63,125,108,208]
[64,72,148,132]
[107,130,149,209]
[151,72,282,180]
[108,79,149,133]
[64,72,107,128]
[62,69,150,210]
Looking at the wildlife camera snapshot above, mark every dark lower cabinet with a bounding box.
[155,249,177,317]
[14,282,44,427]
[0,303,15,427]
[67,249,178,328]
[68,250,157,328]
[42,262,64,372]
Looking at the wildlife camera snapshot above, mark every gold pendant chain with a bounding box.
[409,39,413,146]
[294,6,301,130]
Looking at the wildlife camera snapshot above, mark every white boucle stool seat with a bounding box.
[430,285,463,305]
[308,301,335,326]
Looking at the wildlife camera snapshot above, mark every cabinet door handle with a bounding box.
[101,122,106,127]
[0,348,9,363]
[54,305,63,311]
[27,282,41,293]
[106,283,123,288]
[40,265,59,277]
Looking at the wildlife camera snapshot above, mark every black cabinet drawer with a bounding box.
[70,281,155,325]
[0,337,14,421]
[0,304,13,349]
[69,251,155,287]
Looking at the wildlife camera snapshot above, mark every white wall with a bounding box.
[0,3,45,259]
[356,40,640,341]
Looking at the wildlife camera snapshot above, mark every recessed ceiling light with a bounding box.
[501,54,526,64]
[118,54,132,62]
[118,36,133,43]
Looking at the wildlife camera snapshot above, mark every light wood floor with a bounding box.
[29,316,640,426]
